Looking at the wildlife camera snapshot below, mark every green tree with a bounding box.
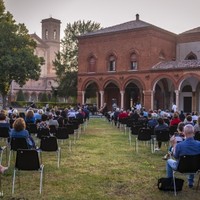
[0,0,44,108]
[40,93,48,102]
[16,89,25,101]
[53,20,101,100]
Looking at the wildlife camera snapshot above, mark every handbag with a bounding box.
[157,177,184,191]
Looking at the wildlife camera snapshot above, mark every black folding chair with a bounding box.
[194,131,200,141]
[173,154,200,196]
[154,129,170,152]
[39,136,61,168]
[12,149,44,194]
[8,137,29,167]
[55,127,71,151]
[135,128,153,153]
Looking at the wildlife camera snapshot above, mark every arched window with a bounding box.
[130,52,137,70]
[159,51,165,61]
[53,30,57,40]
[108,55,116,71]
[88,56,96,72]
[45,29,48,39]
[185,52,197,60]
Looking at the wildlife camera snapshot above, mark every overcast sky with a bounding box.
[4,0,200,39]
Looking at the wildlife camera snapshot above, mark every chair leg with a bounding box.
[39,166,44,194]
[173,172,177,196]
[196,173,200,191]
[12,169,16,194]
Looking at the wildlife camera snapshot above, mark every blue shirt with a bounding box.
[10,129,35,149]
[174,137,200,159]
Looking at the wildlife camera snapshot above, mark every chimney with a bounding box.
[136,14,139,21]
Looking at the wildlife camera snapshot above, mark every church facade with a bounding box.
[10,17,61,102]
[77,14,200,113]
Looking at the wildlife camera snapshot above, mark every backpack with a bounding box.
[157,177,184,191]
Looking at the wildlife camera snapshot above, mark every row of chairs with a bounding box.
[0,118,87,195]
[112,119,200,196]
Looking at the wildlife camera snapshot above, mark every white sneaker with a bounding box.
[154,147,160,151]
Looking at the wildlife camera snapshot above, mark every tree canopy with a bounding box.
[0,0,44,108]
[53,20,101,100]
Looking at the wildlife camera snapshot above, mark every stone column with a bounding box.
[151,90,154,110]
[175,90,180,112]
[99,91,104,108]
[192,91,196,112]
[143,90,153,111]
[82,91,85,105]
[120,90,125,109]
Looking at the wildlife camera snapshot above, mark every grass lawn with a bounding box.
[1,117,200,199]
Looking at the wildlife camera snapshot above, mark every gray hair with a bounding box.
[184,124,194,136]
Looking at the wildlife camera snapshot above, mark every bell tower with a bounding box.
[41,17,61,77]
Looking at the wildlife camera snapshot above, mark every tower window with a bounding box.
[45,29,48,39]
[53,30,57,40]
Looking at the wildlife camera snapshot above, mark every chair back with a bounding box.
[15,149,40,170]
[63,124,75,134]
[0,126,10,138]
[138,128,152,141]
[49,125,57,135]
[40,136,58,151]
[155,129,170,142]
[10,137,29,151]
[169,125,178,136]
[26,123,38,135]
[37,128,50,139]
[194,131,200,141]
[177,154,200,173]
[56,127,69,139]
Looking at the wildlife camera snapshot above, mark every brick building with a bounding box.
[11,17,61,102]
[77,14,200,113]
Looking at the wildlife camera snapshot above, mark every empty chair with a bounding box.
[173,154,200,195]
[135,128,153,153]
[12,149,44,194]
[55,127,71,151]
[39,136,61,168]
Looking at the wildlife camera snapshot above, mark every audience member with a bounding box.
[163,122,185,160]
[10,117,36,149]
[166,124,200,188]
[154,117,169,151]
[25,109,35,123]
[170,112,181,126]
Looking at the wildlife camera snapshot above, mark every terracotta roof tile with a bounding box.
[152,60,200,70]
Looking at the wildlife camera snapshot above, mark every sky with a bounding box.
[3,0,200,39]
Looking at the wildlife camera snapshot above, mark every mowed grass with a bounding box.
[1,118,200,199]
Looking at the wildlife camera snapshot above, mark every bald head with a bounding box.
[184,124,194,138]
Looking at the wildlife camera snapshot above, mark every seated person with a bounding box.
[154,117,169,150]
[25,109,35,123]
[10,117,36,149]
[166,124,200,188]
[163,122,185,160]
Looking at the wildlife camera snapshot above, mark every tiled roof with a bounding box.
[152,60,200,70]
[80,19,153,37]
